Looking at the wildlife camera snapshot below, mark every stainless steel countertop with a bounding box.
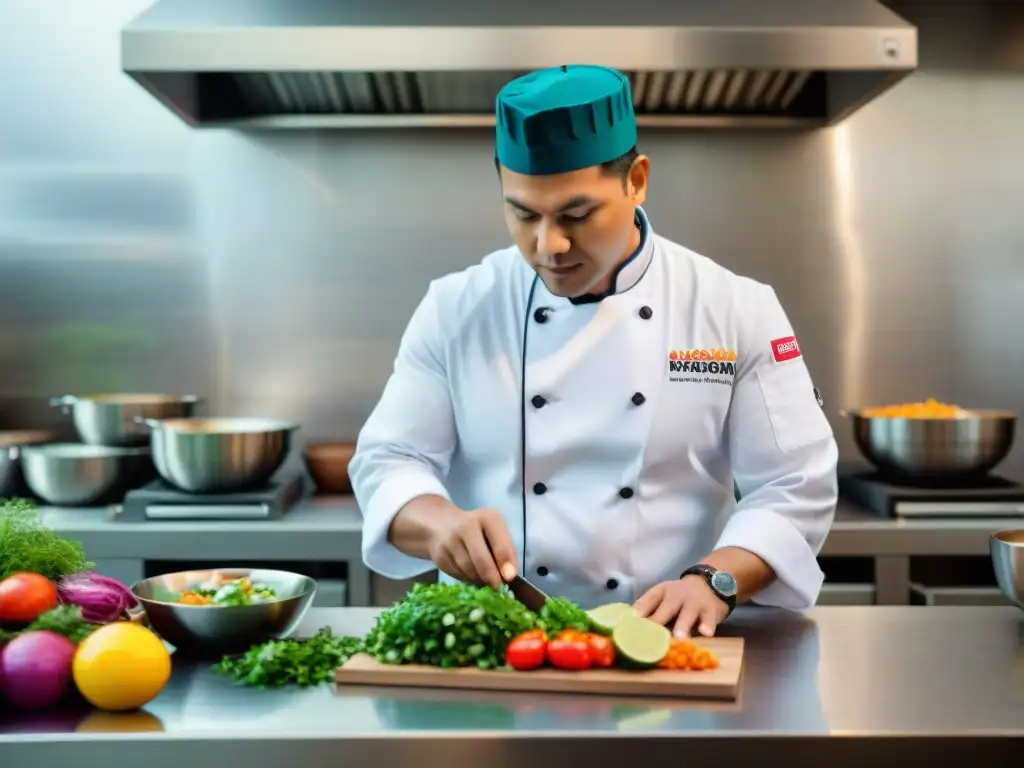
[3,606,1024,766]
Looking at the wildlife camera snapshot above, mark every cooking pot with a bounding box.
[0,430,58,497]
[50,393,202,447]
[841,408,1016,484]
[137,417,299,494]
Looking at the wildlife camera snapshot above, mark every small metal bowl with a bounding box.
[990,530,1024,610]
[21,443,154,505]
[842,408,1016,484]
[131,568,317,656]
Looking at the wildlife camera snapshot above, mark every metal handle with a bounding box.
[49,395,76,414]
[133,416,161,428]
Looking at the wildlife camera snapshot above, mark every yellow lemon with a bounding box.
[72,622,172,712]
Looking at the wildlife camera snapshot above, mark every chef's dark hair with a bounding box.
[494,146,640,188]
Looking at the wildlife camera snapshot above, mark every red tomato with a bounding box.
[505,632,548,671]
[584,633,615,668]
[0,572,59,625]
[547,636,592,671]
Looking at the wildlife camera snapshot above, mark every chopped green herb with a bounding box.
[213,628,363,688]
[362,582,540,670]
[538,596,592,635]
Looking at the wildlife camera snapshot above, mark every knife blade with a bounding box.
[507,575,550,612]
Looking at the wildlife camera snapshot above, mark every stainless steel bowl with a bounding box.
[21,443,154,505]
[990,530,1024,609]
[0,430,56,497]
[51,394,202,447]
[131,568,317,655]
[140,417,299,493]
[843,409,1016,483]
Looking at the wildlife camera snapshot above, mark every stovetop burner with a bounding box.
[120,472,305,521]
[839,469,1024,519]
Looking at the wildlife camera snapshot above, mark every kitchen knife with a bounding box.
[507,575,550,612]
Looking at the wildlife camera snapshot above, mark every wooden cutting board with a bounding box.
[335,637,744,700]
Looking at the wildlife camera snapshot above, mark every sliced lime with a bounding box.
[587,602,640,634]
[612,617,671,668]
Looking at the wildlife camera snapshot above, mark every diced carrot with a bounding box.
[658,638,719,671]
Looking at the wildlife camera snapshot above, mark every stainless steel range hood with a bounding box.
[122,0,917,130]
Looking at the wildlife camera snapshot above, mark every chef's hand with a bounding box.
[427,507,518,590]
[633,576,730,639]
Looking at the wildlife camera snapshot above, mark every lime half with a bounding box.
[587,602,640,634]
[612,617,671,668]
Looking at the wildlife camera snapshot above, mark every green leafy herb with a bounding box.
[0,604,96,645]
[0,498,93,582]
[538,596,592,635]
[214,628,364,688]
[362,582,540,670]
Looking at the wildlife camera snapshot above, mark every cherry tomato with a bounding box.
[0,572,59,625]
[584,633,615,668]
[505,631,548,671]
[547,636,592,671]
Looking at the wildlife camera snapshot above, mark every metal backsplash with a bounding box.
[1,1,1023,478]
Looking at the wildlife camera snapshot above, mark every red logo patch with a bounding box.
[771,336,801,363]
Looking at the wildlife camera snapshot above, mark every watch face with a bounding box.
[711,571,738,598]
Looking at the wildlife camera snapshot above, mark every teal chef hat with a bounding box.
[495,65,637,176]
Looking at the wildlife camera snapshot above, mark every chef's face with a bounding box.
[499,154,650,298]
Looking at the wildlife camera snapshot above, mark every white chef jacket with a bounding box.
[350,207,838,611]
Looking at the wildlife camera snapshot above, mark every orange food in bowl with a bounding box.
[303,441,356,494]
[860,399,969,419]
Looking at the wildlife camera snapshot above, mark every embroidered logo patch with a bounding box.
[666,348,737,386]
[770,336,801,364]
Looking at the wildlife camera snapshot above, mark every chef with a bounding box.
[349,64,838,639]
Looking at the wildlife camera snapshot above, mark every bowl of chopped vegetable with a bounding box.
[130,568,317,656]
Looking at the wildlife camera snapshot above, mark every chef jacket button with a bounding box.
[619,487,634,499]
[533,307,550,324]
[531,395,547,409]
[536,566,549,577]
[638,306,653,320]
[631,392,646,406]
[606,578,619,590]
[533,482,547,495]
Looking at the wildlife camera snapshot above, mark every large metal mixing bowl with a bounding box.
[139,417,299,493]
[51,393,202,447]
[131,568,317,655]
[990,530,1024,609]
[843,409,1016,483]
[20,443,154,505]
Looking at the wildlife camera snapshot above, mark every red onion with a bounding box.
[0,630,76,709]
[57,571,138,624]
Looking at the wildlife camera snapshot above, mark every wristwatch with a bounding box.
[680,564,738,617]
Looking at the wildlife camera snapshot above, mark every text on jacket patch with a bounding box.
[667,347,737,386]
[770,335,802,364]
